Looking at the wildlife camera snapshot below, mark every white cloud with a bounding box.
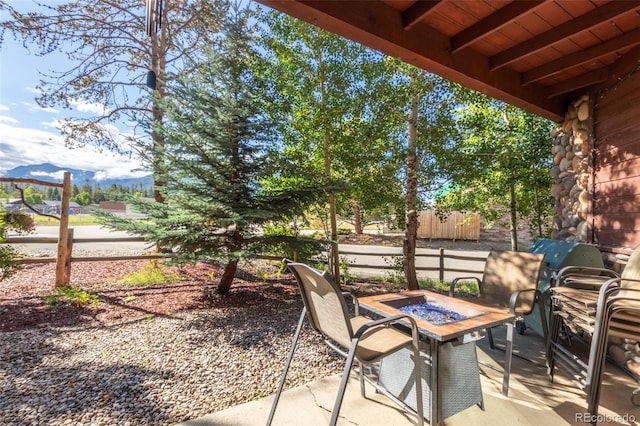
[0,105,9,111]
[40,119,63,129]
[94,168,150,181]
[0,121,147,179]
[21,93,107,115]
[30,170,69,181]
[71,99,108,115]
[37,105,59,113]
[0,115,18,124]
[20,101,59,114]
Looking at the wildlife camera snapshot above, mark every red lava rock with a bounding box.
[0,259,300,332]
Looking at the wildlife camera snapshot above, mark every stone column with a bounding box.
[550,96,640,379]
[550,94,591,242]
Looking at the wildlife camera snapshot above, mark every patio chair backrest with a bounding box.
[482,250,545,310]
[621,245,640,292]
[286,262,353,349]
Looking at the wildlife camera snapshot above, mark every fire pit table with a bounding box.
[358,290,515,425]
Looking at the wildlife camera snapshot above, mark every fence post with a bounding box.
[63,228,74,286]
[55,172,71,287]
[439,247,445,282]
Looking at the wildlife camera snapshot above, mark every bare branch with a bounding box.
[13,184,61,221]
[0,0,226,154]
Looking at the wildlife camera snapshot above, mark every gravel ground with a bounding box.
[1,233,485,425]
[0,243,356,426]
[0,300,344,425]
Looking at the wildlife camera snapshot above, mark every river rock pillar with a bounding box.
[550,95,592,243]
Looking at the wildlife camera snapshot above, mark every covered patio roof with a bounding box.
[256,1,640,122]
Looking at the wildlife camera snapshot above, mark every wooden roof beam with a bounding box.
[451,0,546,53]
[402,0,441,31]
[523,27,640,85]
[593,45,640,95]
[547,68,609,99]
[491,1,640,71]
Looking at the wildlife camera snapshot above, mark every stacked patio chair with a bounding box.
[267,260,425,426]
[449,249,547,397]
[547,246,640,421]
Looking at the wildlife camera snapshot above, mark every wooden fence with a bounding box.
[6,235,488,284]
[2,172,71,286]
[3,176,483,286]
[7,235,164,265]
[417,210,480,241]
[338,246,487,282]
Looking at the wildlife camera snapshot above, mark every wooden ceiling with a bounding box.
[256,0,640,122]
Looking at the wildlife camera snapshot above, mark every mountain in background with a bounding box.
[1,163,153,190]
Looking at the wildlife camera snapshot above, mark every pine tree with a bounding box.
[97,3,329,295]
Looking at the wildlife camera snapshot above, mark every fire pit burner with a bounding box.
[399,302,466,325]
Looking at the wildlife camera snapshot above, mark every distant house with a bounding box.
[43,200,82,215]
[1,199,24,212]
[99,201,126,212]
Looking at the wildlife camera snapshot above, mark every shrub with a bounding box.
[120,261,181,286]
[419,278,479,296]
[262,223,325,264]
[0,211,35,281]
[44,286,100,307]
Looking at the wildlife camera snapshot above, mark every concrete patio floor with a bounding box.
[180,327,640,426]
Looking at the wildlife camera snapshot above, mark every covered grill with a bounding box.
[526,238,604,337]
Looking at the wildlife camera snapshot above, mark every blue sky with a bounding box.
[0,2,148,183]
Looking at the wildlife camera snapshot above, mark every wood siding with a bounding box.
[593,69,640,248]
[417,210,480,241]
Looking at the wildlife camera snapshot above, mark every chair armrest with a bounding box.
[605,293,640,313]
[509,288,541,315]
[595,280,640,334]
[596,276,640,303]
[449,276,481,297]
[342,291,359,316]
[352,314,420,344]
[554,265,619,287]
[593,277,624,307]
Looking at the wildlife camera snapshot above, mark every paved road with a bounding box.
[8,224,150,256]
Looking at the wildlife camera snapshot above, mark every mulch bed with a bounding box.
[1,234,498,333]
[0,260,299,332]
[0,257,393,333]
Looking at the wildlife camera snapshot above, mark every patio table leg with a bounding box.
[431,338,440,425]
[502,322,514,396]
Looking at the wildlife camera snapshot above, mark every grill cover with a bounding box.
[525,239,604,337]
[528,238,604,272]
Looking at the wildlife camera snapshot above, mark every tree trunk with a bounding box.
[533,180,543,240]
[214,229,243,295]
[328,193,340,282]
[216,259,238,295]
[509,181,518,251]
[150,20,166,204]
[315,27,340,283]
[353,203,363,234]
[404,78,419,290]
